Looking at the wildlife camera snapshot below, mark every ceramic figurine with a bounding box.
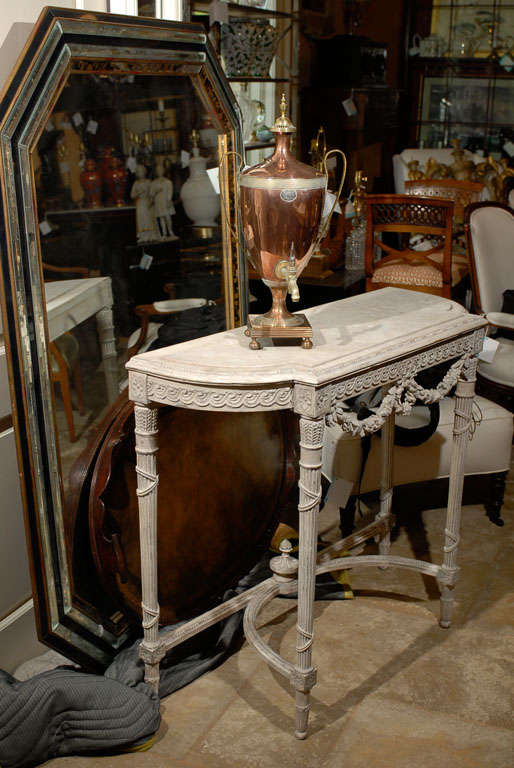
[180,130,219,233]
[80,158,102,207]
[450,139,475,181]
[406,160,424,180]
[150,164,178,241]
[131,164,158,243]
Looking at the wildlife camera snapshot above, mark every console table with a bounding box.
[127,287,486,740]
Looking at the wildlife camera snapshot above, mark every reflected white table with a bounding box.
[45,277,117,401]
[127,288,486,739]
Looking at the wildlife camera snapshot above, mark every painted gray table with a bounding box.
[127,287,487,739]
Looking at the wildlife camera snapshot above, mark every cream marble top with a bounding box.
[45,277,113,342]
[126,288,486,389]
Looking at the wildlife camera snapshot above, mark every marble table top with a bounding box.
[126,288,487,389]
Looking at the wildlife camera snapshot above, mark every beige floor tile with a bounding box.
[321,696,514,768]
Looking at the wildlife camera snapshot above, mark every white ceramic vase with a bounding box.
[180,148,219,227]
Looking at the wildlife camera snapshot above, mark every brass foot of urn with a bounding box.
[239,95,344,349]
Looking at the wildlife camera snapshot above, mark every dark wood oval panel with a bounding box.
[89,404,296,624]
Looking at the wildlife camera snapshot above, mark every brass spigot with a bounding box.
[276,244,300,302]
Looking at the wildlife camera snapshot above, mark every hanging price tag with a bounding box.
[322,191,342,218]
[126,156,137,173]
[72,112,84,127]
[181,150,190,168]
[206,166,220,194]
[478,336,499,363]
[86,119,98,135]
[139,252,153,271]
[39,220,52,236]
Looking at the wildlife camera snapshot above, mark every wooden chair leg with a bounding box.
[485,471,507,527]
[72,360,85,415]
[58,373,76,443]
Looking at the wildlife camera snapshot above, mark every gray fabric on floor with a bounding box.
[105,552,351,698]
[0,669,160,768]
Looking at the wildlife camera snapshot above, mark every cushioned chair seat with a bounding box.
[478,337,514,387]
[371,263,442,288]
[371,251,468,290]
[322,395,513,500]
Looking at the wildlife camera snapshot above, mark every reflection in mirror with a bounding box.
[34,73,225,496]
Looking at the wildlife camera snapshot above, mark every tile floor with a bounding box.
[45,465,513,768]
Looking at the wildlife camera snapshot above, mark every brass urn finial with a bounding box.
[191,129,199,149]
[271,93,296,134]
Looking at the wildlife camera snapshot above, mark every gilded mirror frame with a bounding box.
[0,6,246,669]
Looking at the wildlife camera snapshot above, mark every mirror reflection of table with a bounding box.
[128,287,487,740]
[45,277,118,401]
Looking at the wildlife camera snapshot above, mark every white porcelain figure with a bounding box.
[131,164,158,243]
[180,133,219,228]
[150,164,178,241]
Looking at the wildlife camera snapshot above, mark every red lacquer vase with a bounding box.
[104,157,128,207]
[80,159,102,208]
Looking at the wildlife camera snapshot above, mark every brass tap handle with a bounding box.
[275,244,300,302]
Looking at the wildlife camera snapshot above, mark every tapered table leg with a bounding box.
[96,304,118,402]
[134,404,161,691]
[376,407,394,559]
[439,358,477,628]
[294,416,324,739]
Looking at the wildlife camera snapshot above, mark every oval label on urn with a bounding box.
[280,188,298,203]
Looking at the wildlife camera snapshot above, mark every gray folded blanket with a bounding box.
[0,669,160,768]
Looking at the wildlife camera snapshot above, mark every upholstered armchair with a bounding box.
[465,202,514,411]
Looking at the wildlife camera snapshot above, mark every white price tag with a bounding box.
[39,220,52,236]
[139,252,153,271]
[326,156,337,171]
[45,119,55,132]
[345,199,355,219]
[126,156,137,173]
[478,336,499,363]
[86,119,98,135]
[206,166,220,195]
[503,140,514,158]
[72,112,84,127]
[342,97,357,117]
[322,191,342,219]
[181,150,190,168]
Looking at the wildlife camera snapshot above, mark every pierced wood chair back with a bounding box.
[405,179,484,228]
[365,194,454,298]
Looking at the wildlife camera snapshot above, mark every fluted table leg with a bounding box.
[376,406,394,560]
[134,403,161,691]
[294,416,324,739]
[96,304,118,402]
[439,358,477,629]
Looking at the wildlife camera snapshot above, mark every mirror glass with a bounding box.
[34,73,225,495]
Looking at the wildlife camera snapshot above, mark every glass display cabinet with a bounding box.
[406,1,514,156]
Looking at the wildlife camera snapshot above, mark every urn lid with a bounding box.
[271,93,295,134]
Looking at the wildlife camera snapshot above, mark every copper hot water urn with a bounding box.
[239,95,345,349]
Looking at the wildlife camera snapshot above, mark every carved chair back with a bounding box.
[364,194,454,298]
[405,179,484,228]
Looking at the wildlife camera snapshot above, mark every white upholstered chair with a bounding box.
[465,202,514,412]
[393,148,485,194]
[322,394,513,528]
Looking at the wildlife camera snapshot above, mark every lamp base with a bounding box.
[245,314,313,350]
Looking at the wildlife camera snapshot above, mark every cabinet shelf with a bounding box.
[191,1,297,20]
[244,140,275,150]
[228,77,291,82]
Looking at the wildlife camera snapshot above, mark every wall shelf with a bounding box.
[191,1,296,20]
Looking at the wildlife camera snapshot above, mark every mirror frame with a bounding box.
[0,6,246,669]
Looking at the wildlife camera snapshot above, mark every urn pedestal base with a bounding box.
[245,313,313,350]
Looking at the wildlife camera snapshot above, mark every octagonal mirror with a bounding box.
[0,6,246,669]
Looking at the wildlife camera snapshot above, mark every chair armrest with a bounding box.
[486,312,514,331]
